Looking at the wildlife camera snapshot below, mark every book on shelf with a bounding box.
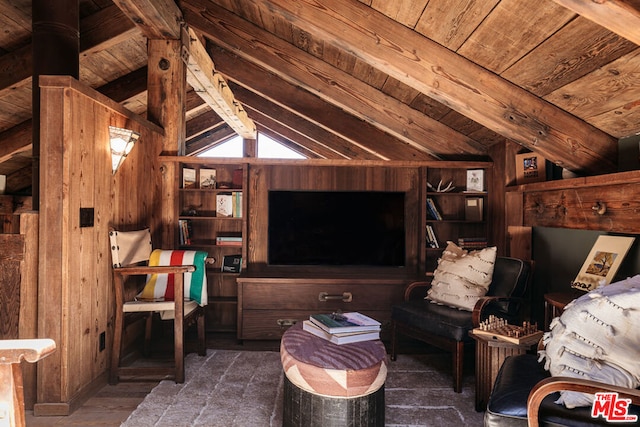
[426,197,442,220]
[178,219,192,245]
[233,191,242,218]
[182,168,196,189]
[465,196,484,221]
[426,224,439,248]
[466,169,484,192]
[221,254,242,273]
[309,312,381,334]
[302,320,380,345]
[216,236,243,246]
[199,168,217,189]
[216,193,233,217]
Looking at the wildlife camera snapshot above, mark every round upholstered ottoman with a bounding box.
[280,322,387,427]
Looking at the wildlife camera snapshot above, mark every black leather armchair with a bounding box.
[485,353,640,426]
[390,256,531,393]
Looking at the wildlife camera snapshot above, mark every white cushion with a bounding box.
[426,242,497,311]
[539,275,640,408]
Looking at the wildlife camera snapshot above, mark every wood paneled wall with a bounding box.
[34,76,164,415]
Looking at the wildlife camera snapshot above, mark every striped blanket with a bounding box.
[137,249,208,306]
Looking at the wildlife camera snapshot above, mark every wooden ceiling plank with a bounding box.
[458,0,575,74]
[414,0,500,51]
[183,27,257,139]
[552,0,640,46]
[502,16,637,97]
[182,0,483,158]
[239,0,618,174]
[544,50,640,121]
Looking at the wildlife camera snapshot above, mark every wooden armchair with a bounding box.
[390,256,531,393]
[109,228,209,384]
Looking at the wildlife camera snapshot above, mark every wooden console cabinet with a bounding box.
[237,272,409,340]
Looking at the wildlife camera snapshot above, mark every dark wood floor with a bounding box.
[25,333,281,427]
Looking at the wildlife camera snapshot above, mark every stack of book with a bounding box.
[457,236,488,250]
[303,312,381,345]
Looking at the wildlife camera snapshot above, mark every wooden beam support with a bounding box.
[182,27,257,139]
[552,0,640,46]
[218,51,432,161]
[182,1,483,158]
[218,0,618,175]
[110,0,256,139]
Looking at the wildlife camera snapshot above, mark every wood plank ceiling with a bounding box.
[0,0,639,194]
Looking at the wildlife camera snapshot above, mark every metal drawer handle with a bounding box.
[318,292,353,302]
[276,319,298,327]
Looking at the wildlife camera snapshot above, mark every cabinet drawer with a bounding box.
[241,309,392,340]
[240,282,404,310]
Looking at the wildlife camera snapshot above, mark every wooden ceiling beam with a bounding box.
[182,27,257,138]
[243,103,361,160]
[552,0,640,46]
[227,0,618,174]
[0,5,137,97]
[111,0,256,138]
[182,1,483,158]
[213,45,432,161]
[185,124,236,156]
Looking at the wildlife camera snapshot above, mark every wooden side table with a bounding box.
[543,291,582,330]
[470,331,539,411]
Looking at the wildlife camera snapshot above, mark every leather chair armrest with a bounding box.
[527,376,640,427]
[404,280,433,301]
[472,295,525,327]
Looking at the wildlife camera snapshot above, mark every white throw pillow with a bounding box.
[426,242,497,311]
[539,275,640,408]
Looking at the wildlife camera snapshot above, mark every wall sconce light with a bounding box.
[109,126,140,174]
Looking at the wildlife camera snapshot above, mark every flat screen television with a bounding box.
[268,190,406,267]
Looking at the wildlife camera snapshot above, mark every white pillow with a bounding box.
[539,275,640,408]
[426,242,497,311]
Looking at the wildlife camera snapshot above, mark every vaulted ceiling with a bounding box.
[1,0,639,194]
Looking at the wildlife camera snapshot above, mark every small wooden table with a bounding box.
[543,291,582,330]
[0,339,56,427]
[470,330,540,411]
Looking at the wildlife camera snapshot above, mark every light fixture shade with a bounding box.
[109,126,140,174]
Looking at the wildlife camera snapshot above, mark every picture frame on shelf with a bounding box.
[571,235,635,292]
[515,152,547,185]
[199,168,217,189]
[466,169,484,192]
[182,167,196,189]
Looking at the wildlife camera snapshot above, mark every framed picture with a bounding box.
[466,169,484,192]
[199,168,217,189]
[571,235,636,291]
[515,152,547,185]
